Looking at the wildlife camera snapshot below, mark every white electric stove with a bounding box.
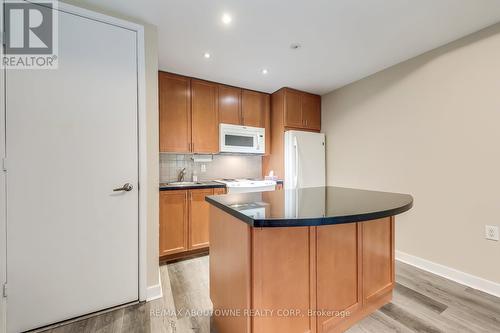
[215,178,277,193]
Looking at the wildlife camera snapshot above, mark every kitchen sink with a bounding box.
[167,181,203,186]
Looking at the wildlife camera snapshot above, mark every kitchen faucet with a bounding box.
[178,167,187,182]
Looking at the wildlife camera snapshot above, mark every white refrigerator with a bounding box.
[284,130,326,189]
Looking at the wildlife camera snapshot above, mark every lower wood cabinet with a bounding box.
[159,190,189,256]
[189,188,213,250]
[316,218,394,332]
[209,210,394,333]
[317,223,362,332]
[160,187,227,258]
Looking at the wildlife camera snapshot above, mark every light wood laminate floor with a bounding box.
[39,255,500,333]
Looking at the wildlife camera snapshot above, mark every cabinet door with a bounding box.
[159,72,191,152]
[213,187,227,195]
[284,89,303,128]
[317,224,362,332]
[219,85,241,125]
[159,190,189,256]
[189,188,214,250]
[362,217,394,303]
[191,79,219,153]
[263,94,271,155]
[242,89,265,128]
[302,93,321,131]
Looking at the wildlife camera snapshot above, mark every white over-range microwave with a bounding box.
[219,123,265,154]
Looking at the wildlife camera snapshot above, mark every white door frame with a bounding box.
[0,2,148,332]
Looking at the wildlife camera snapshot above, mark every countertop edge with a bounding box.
[206,195,413,228]
[160,183,226,191]
[160,179,283,191]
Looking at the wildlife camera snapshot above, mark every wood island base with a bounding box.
[209,207,396,333]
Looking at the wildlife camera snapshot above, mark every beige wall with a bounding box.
[322,23,500,283]
[62,1,160,288]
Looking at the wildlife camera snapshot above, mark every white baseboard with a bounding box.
[396,250,500,298]
[146,272,163,302]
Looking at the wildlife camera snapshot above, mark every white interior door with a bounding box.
[6,8,139,333]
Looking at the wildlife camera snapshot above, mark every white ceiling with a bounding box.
[76,0,500,95]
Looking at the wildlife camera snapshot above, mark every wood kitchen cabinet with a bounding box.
[159,71,272,154]
[317,223,362,332]
[283,88,321,131]
[218,85,241,125]
[213,187,227,195]
[159,73,219,154]
[160,187,227,260]
[189,188,213,250]
[263,88,321,178]
[362,218,394,303]
[284,88,303,128]
[210,208,395,333]
[159,72,191,152]
[301,92,321,131]
[159,190,189,256]
[191,79,219,153]
[217,87,269,129]
[242,89,268,128]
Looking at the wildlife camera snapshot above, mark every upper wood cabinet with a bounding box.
[159,190,189,256]
[242,89,267,128]
[159,71,271,154]
[262,88,321,178]
[283,88,321,131]
[159,72,191,152]
[159,72,219,153]
[284,89,303,128]
[263,94,271,156]
[218,85,241,125]
[218,87,270,129]
[191,79,219,153]
[301,92,321,131]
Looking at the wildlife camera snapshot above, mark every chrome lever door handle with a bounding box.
[113,183,133,192]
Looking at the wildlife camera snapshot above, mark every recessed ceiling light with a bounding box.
[261,69,269,75]
[222,13,232,25]
[204,52,211,59]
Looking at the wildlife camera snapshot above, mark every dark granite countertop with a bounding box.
[160,181,226,191]
[206,186,413,227]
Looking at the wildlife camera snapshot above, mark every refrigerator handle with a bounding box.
[294,137,299,189]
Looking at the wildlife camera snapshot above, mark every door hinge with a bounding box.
[2,158,7,172]
[2,283,6,298]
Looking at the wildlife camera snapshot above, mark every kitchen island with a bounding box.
[206,186,413,333]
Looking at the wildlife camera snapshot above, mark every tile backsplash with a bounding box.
[160,153,262,183]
